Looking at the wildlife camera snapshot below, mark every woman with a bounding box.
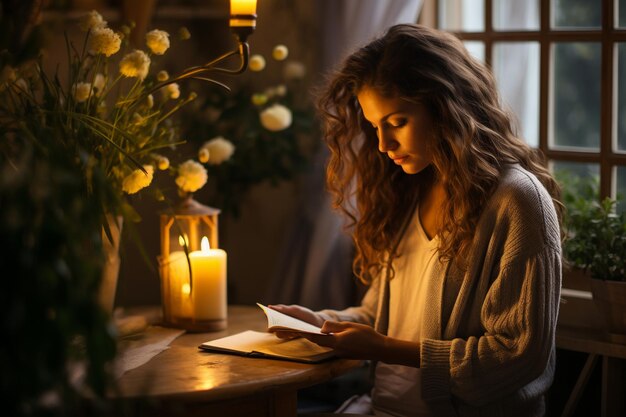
[271,24,562,417]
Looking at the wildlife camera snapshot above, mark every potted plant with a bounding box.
[563,191,626,343]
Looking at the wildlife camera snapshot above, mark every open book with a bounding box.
[198,304,333,363]
[256,303,325,335]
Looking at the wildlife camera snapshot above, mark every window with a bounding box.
[435,0,626,212]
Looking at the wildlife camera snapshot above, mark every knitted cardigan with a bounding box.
[319,165,562,417]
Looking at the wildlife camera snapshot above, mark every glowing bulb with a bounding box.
[230,0,257,15]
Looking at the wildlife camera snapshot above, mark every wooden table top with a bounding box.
[116,305,361,403]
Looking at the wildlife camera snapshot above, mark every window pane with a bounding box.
[552,0,601,29]
[616,166,626,214]
[494,42,540,147]
[464,41,485,62]
[620,0,626,28]
[493,0,539,31]
[617,43,626,152]
[551,43,601,150]
[439,0,484,31]
[552,161,600,206]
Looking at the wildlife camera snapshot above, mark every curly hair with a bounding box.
[317,24,562,284]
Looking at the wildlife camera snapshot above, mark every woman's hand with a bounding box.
[302,321,421,367]
[304,321,387,360]
[267,304,325,339]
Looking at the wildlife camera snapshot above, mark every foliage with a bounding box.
[183,47,317,216]
[0,7,197,415]
[558,171,626,281]
[0,10,196,226]
[0,136,117,415]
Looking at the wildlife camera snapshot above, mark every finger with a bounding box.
[321,320,348,334]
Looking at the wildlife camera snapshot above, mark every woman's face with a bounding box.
[357,86,436,175]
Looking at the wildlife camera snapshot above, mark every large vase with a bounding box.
[99,214,124,315]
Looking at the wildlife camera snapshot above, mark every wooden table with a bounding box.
[556,295,626,417]
[115,305,360,417]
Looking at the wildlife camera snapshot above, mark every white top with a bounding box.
[372,207,440,417]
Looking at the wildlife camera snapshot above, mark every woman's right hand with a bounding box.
[267,304,326,339]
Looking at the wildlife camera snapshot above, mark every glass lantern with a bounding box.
[159,196,227,332]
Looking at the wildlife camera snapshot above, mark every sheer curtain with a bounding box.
[266,0,423,310]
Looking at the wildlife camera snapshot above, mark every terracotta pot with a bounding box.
[99,214,124,315]
[590,278,626,344]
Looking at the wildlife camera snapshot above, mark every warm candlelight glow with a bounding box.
[188,236,227,322]
[179,234,189,247]
[201,236,210,251]
[182,283,191,295]
[230,0,257,15]
[230,0,257,30]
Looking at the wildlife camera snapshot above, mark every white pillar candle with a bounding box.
[189,237,227,321]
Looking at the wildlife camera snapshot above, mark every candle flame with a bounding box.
[178,234,189,247]
[182,283,191,296]
[201,236,211,251]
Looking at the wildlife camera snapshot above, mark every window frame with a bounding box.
[432,0,626,200]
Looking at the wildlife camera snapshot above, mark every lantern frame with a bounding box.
[159,196,226,332]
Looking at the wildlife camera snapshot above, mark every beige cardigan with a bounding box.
[320,165,562,417]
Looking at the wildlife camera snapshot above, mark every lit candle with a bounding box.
[189,237,227,321]
[230,0,257,15]
[167,251,192,319]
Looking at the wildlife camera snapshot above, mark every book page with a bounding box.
[201,330,333,362]
[257,303,324,335]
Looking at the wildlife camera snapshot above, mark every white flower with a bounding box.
[161,83,180,100]
[157,156,170,170]
[179,26,191,40]
[146,29,170,55]
[122,165,154,194]
[72,82,92,102]
[249,54,266,72]
[157,70,169,81]
[93,73,105,96]
[251,93,268,106]
[88,27,121,57]
[260,104,292,131]
[80,10,107,31]
[275,84,287,97]
[175,160,208,193]
[284,60,306,80]
[119,50,151,80]
[272,45,289,61]
[198,148,210,163]
[202,137,235,165]
[145,94,154,108]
